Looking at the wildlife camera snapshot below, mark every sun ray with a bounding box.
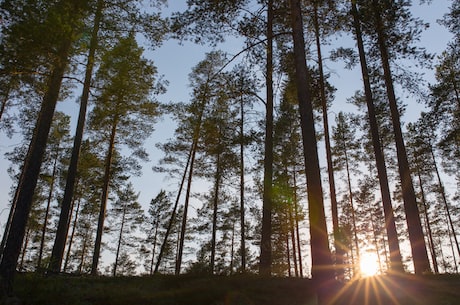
[360,252,380,277]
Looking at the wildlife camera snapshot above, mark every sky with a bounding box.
[0,1,455,270]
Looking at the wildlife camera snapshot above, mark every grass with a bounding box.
[5,273,460,305]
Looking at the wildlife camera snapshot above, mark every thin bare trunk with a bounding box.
[239,96,246,272]
[37,150,59,270]
[293,168,303,277]
[113,204,127,277]
[416,170,439,273]
[431,148,460,261]
[344,150,360,274]
[350,1,403,272]
[63,195,80,272]
[289,206,298,277]
[260,0,274,277]
[149,220,159,275]
[313,3,343,278]
[230,223,235,274]
[210,153,222,274]
[286,233,291,277]
[176,134,199,275]
[154,147,192,274]
[91,117,118,275]
[289,0,334,297]
[49,0,104,274]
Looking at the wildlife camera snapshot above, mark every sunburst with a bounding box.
[360,252,380,277]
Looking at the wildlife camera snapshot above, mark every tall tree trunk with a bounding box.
[78,232,89,274]
[91,117,118,275]
[313,2,343,279]
[175,148,195,274]
[293,168,303,277]
[344,150,360,276]
[239,95,246,273]
[416,170,439,274]
[113,204,127,277]
[210,152,222,274]
[437,236,447,272]
[350,1,404,273]
[289,202,298,277]
[230,222,235,274]
[63,195,81,272]
[149,218,159,275]
[0,33,73,294]
[430,148,460,261]
[37,148,59,270]
[175,131,200,274]
[371,0,430,274]
[286,233,291,277]
[260,0,274,277]
[446,222,459,273]
[175,83,209,275]
[289,0,334,296]
[49,0,104,274]
[154,147,192,274]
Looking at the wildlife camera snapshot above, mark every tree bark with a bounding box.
[49,0,104,274]
[344,148,360,276]
[416,170,439,274]
[350,1,404,273]
[0,33,73,294]
[239,95,246,272]
[37,147,59,270]
[63,195,80,272]
[430,148,460,261]
[289,0,334,293]
[313,2,343,279]
[113,203,127,277]
[371,0,430,274]
[210,152,222,274]
[292,168,303,277]
[91,117,118,275]
[259,0,274,277]
[154,146,192,273]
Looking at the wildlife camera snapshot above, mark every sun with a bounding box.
[359,252,380,277]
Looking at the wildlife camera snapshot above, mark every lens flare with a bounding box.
[360,252,379,277]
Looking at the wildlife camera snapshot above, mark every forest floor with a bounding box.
[4,272,460,305]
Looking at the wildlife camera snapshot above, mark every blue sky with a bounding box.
[0,1,454,268]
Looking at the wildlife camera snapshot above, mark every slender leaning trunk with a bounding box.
[0,34,73,294]
[91,117,118,275]
[49,0,104,274]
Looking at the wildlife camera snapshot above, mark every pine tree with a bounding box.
[87,34,162,274]
[110,183,144,276]
[289,0,334,296]
[142,190,173,275]
[0,0,89,293]
[349,0,404,273]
